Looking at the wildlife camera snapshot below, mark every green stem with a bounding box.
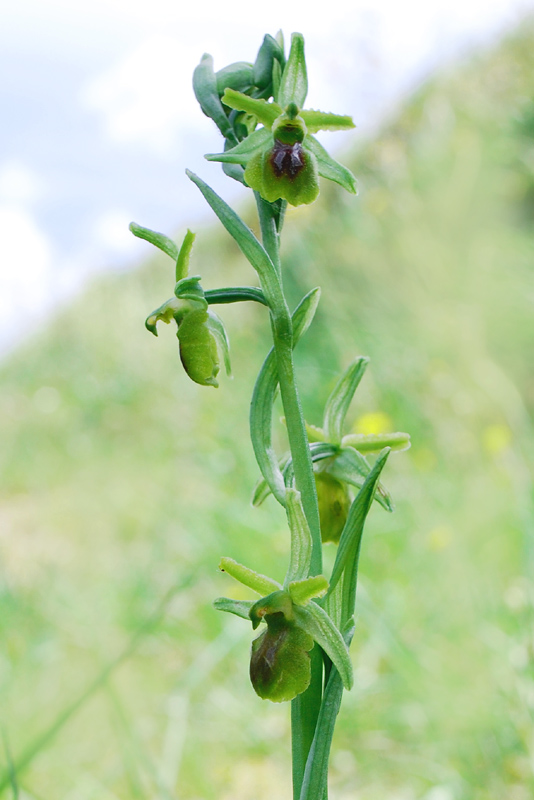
[256,194,324,800]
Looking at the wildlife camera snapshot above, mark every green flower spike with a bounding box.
[214,489,353,702]
[131,224,231,388]
[205,33,357,206]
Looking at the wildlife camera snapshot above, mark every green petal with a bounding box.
[288,575,329,605]
[221,89,282,129]
[205,128,272,166]
[219,557,282,596]
[306,136,357,195]
[301,110,355,133]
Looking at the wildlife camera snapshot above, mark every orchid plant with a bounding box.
[131,31,409,800]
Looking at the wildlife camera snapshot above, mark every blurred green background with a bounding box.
[1,23,534,800]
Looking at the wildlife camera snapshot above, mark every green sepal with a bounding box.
[278,32,308,109]
[215,61,254,96]
[213,597,253,621]
[219,557,282,596]
[250,617,313,703]
[205,127,272,165]
[293,602,353,691]
[145,297,181,336]
[342,432,411,453]
[177,309,220,387]
[207,310,231,377]
[300,110,355,133]
[221,89,282,129]
[175,229,196,281]
[305,422,326,442]
[254,34,285,90]
[129,222,178,260]
[288,575,328,605]
[306,136,358,195]
[193,54,236,143]
[284,488,313,584]
[323,357,369,444]
[328,446,393,512]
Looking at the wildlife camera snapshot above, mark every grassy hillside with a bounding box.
[1,24,534,800]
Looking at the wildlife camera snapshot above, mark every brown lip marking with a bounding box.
[270,141,306,180]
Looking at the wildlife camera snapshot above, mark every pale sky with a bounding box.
[0,0,532,355]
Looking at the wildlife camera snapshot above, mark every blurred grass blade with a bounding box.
[129,222,178,260]
[323,357,369,444]
[250,289,321,505]
[327,449,391,605]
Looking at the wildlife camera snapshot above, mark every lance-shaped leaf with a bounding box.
[341,431,411,453]
[327,449,391,623]
[221,89,282,128]
[250,288,321,506]
[300,110,355,132]
[213,597,253,621]
[323,357,369,444]
[129,222,178,260]
[306,136,358,195]
[293,602,353,691]
[284,489,313,584]
[328,446,393,512]
[278,32,308,109]
[193,54,236,143]
[219,557,282,596]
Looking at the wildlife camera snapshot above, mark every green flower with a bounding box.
[214,490,353,702]
[205,33,357,206]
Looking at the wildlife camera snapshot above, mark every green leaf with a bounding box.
[175,229,196,281]
[284,489,313,584]
[327,449,391,617]
[323,357,369,444]
[293,602,353,691]
[186,170,280,296]
[288,575,328,605]
[219,557,282,596]
[215,61,254,95]
[278,33,308,109]
[221,89,282,128]
[306,136,358,195]
[193,54,236,143]
[129,222,178,260]
[213,597,253,620]
[205,127,272,165]
[328,446,393,512]
[341,431,411,453]
[250,288,321,506]
[301,110,355,132]
[298,622,355,800]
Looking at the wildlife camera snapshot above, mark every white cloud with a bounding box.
[0,161,43,204]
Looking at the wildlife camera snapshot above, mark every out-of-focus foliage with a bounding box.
[1,23,534,800]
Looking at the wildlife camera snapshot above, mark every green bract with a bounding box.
[204,33,357,205]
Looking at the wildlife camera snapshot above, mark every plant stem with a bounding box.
[255,193,324,799]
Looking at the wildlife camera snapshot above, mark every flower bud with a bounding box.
[316,472,350,544]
